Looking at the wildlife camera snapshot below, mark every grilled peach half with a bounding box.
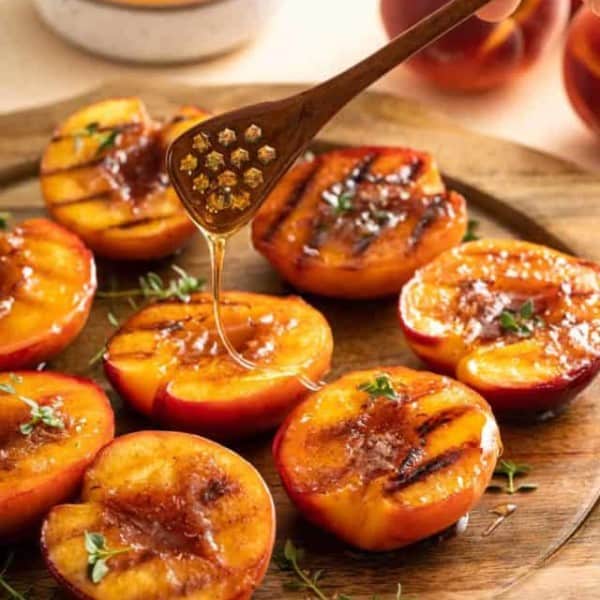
[40,98,210,260]
[0,371,114,541]
[42,431,275,600]
[104,291,333,438]
[400,239,600,418]
[252,147,467,299]
[274,366,501,551]
[0,218,96,370]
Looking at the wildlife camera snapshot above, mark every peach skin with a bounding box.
[0,371,114,542]
[399,239,600,419]
[252,147,467,299]
[381,0,570,91]
[0,218,96,370]
[274,366,501,551]
[40,98,210,260]
[41,431,275,600]
[104,291,333,438]
[564,7,600,135]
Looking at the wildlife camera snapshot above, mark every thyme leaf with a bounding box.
[84,531,131,584]
[323,190,355,215]
[107,311,120,328]
[462,219,480,242]
[72,122,119,155]
[357,373,400,402]
[96,130,119,155]
[492,459,535,495]
[499,299,543,338]
[0,212,11,231]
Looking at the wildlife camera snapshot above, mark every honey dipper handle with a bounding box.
[299,0,491,129]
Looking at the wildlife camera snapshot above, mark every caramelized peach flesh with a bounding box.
[564,8,600,135]
[252,147,466,299]
[40,98,210,260]
[274,366,501,551]
[381,0,569,91]
[42,431,275,600]
[0,218,96,370]
[104,291,333,438]
[0,371,114,541]
[400,239,600,417]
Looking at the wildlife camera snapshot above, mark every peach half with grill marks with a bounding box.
[42,431,275,600]
[252,147,467,299]
[104,291,333,438]
[399,239,600,418]
[40,98,210,260]
[0,218,96,370]
[274,366,501,551]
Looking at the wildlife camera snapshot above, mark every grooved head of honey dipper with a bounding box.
[167,97,308,235]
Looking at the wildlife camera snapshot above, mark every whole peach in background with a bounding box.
[564,8,600,133]
[381,0,570,91]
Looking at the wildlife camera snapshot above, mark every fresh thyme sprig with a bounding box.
[462,219,480,242]
[275,540,403,599]
[489,459,537,495]
[73,122,119,155]
[0,553,27,600]
[0,212,11,231]
[84,532,131,584]
[0,374,64,436]
[499,299,543,338]
[96,265,204,304]
[357,373,400,402]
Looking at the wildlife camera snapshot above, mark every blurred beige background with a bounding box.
[1,0,598,171]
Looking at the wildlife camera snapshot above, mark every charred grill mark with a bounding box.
[48,191,114,207]
[41,157,106,176]
[262,161,320,242]
[104,216,176,231]
[407,194,448,251]
[385,441,478,494]
[124,317,194,334]
[351,234,377,256]
[106,350,156,360]
[346,152,379,185]
[396,447,425,477]
[416,406,472,438]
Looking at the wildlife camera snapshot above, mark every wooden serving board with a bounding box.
[0,81,599,600]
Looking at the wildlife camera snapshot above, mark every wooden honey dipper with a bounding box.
[166,0,491,390]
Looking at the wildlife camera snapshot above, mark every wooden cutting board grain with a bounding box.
[0,81,598,599]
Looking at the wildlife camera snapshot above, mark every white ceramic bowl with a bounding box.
[33,0,279,64]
